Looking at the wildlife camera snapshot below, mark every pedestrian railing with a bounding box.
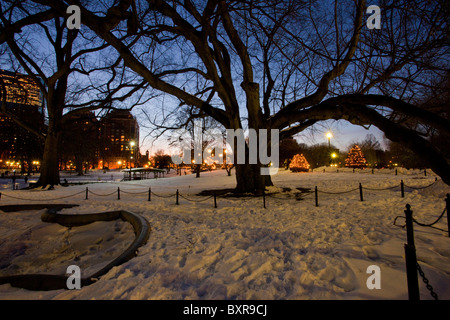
[1,180,448,298]
[393,194,450,300]
[0,178,441,209]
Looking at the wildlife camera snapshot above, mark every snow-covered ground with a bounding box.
[0,168,449,300]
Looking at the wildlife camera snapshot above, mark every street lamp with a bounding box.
[326,132,333,167]
[326,131,333,149]
[331,152,337,167]
[129,140,136,168]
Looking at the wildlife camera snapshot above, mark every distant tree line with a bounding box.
[280,133,436,170]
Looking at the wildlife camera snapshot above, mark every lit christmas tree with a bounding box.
[345,145,368,168]
[289,154,310,172]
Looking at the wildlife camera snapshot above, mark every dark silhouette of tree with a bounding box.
[153,149,172,169]
[21,0,450,189]
[279,138,302,168]
[354,134,387,168]
[386,140,427,169]
[0,2,151,187]
[303,143,338,169]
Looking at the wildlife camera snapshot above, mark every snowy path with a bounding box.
[0,169,449,300]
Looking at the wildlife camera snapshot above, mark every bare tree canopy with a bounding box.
[0,0,154,186]
[3,0,450,190]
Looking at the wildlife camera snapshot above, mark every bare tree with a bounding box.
[0,1,152,187]
[28,0,450,190]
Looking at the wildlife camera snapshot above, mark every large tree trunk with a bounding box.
[75,156,84,176]
[229,97,275,194]
[234,163,273,194]
[232,128,276,192]
[36,130,61,188]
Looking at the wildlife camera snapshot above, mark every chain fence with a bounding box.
[314,167,435,177]
[393,194,449,235]
[0,189,86,201]
[417,262,439,300]
[0,176,447,300]
[393,195,450,300]
[0,177,442,209]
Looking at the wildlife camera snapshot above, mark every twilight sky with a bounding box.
[137,116,387,157]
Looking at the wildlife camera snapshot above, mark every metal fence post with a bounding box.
[315,186,318,207]
[263,190,266,208]
[446,193,450,238]
[404,243,420,301]
[404,203,420,300]
[405,204,415,247]
[401,180,404,198]
[359,183,363,201]
[214,192,217,208]
[86,187,88,200]
[148,188,151,202]
[176,189,179,205]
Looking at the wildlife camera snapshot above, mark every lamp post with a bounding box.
[326,131,332,149]
[130,140,136,168]
[326,132,333,166]
[331,152,337,167]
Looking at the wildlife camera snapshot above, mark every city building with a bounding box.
[60,110,101,172]
[98,109,140,170]
[0,70,143,173]
[0,69,45,173]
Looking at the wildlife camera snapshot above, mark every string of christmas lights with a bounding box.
[345,145,368,168]
[289,154,310,172]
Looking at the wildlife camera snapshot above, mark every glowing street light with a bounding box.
[326,132,334,166]
[129,140,136,168]
[326,131,333,149]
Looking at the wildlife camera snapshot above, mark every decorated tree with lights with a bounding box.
[289,154,310,172]
[345,145,368,168]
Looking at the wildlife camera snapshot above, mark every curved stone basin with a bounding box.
[0,204,151,291]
